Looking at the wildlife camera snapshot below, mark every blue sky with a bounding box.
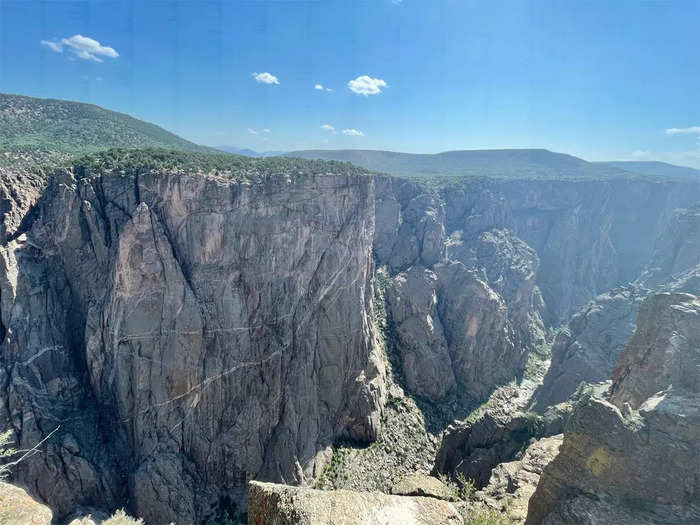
[2,0,700,167]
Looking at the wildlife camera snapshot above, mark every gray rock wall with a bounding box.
[0,167,385,524]
[526,293,700,524]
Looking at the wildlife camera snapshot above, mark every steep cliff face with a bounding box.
[376,177,545,402]
[531,203,700,412]
[0,159,385,523]
[526,293,700,524]
[375,175,700,403]
[2,149,700,524]
[443,178,700,324]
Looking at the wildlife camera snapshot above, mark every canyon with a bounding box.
[1,94,700,524]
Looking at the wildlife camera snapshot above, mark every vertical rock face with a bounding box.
[526,293,700,525]
[2,154,700,524]
[376,176,700,404]
[532,203,700,413]
[377,177,545,402]
[530,287,646,412]
[0,166,385,523]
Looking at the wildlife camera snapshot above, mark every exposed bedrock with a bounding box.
[443,178,700,324]
[1,165,700,524]
[532,203,700,412]
[0,167,385,523]
[526,293,700,524]
[247,480,462,525]
[376,176,545,402]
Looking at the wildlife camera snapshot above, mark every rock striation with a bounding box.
[526,293,700,524]
[2,148,700,524]
[0,160,385,524]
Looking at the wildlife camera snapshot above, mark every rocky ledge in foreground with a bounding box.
[526,292,700,524]
[0,481,52,525]
[247,481,462,525]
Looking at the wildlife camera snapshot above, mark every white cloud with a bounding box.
[247,128,258,135]
[342,128,364,136]
[321,124,335,132]
[262,128,271,134]
[40,40,62,53]
[314,84,334,92]
[348,75,387,96]
[40,34,119,62]
[630,150,652,159]
[665,126,700,135]
[252,72,279,85]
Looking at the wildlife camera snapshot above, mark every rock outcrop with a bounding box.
[526,293,700,524]
[247,481,462,525]
[0,481,52,525]
[390,473,456,501]
[532,203,700,413]
[433,386,545,487]
[378,176,546,402]
[472,434,563,523]
[2,149,700,524]
[530,286,645,411]
[0,160,385,524]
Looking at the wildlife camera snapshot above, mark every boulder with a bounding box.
[247,481,462,525]
[390,473,456,501]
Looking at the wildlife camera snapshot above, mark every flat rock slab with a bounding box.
[391,473,456,501]
[0,481,52,525]
[248,481,462,525]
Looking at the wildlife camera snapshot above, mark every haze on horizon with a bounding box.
[2,0,700,168]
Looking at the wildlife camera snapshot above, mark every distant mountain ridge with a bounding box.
[0,92,213,167]
[288,148,700,181]
[214,146,286,157]
[286,148,632,180]
[599,160,700,180]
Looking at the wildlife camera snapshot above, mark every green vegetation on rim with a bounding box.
[0,93,211,155]
[70,148,369,181]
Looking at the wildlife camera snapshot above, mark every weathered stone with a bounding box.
[433,387,540,487]
[390,473,455,501]
[531,287,645,412]
[0,481,52,525]
[247,481,462,525]
[0,167,385,524]
[611,292,700,407]
[385,266,455,400]
[474,434,563,523]
[526,293,700,525]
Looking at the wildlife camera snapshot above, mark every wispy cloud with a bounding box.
[629,150,652,159]
[252,72,279,85]
[321,124,335,132]
[348,75,387,96]
[248,128,271,135]
[342,128,364,136]
[247,128,258,135]
[40,35,119,62]
[665,126,700,135]
[314,84,334,92]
